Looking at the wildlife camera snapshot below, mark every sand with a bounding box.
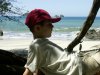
[0,38,32,50]
[0,38,100,51]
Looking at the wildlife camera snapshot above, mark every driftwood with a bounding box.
[67,0,100,52]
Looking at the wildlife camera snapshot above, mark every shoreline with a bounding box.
[0,38,100,51]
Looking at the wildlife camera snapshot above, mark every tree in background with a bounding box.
[0,0,27,21]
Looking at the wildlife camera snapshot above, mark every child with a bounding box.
[23,9,100,75]
[22,8,78,75]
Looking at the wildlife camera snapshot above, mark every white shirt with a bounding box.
[25,38,83,75]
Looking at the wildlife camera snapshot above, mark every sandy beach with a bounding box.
[0,38,100,51]
[0,38,32,50]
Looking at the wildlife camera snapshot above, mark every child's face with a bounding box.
[34,20,54,38]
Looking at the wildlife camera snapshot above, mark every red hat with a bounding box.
[25,9,61,28]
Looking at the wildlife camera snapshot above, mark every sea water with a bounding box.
[0,16,100,40]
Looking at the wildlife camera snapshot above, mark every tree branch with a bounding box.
[67,0,100,52]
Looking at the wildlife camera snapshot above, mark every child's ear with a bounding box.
[35,25,41,31]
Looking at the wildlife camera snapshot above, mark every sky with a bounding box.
[14,0,100,17]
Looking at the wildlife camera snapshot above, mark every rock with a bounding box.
[0,49,27,66]
[77,29,100,40]
[0,64,25,75]
[0,48,46,75]
[0,29,3,36]
[0,49,27,75]
[9,48,28,58]
[85,29,98,40]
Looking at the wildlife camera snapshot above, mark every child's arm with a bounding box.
[23,68,33,75]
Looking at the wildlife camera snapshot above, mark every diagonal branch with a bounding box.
[67,0,100,52]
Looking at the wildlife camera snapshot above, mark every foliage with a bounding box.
[0,0,25,22]
[0,0,11,15]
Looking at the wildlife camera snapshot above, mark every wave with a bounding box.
[2,31,79,41]
[0,17,99,40]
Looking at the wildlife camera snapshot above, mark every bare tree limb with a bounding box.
[67,0,100,52]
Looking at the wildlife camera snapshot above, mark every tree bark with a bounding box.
[67,0,100,52]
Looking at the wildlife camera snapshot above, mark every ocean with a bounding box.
[0,16,100,40]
